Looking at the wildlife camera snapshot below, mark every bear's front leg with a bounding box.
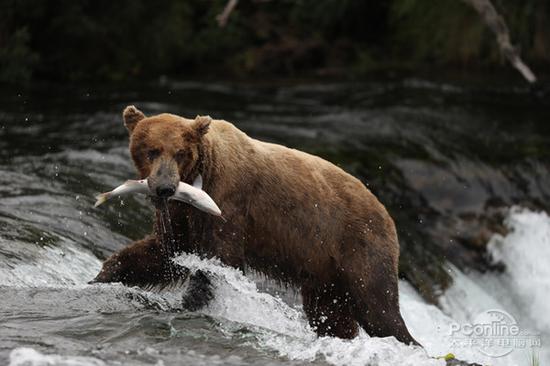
[181,270,214,311]
[91,236,215,311]
[91,235,183,287]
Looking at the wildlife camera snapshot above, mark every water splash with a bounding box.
[9,348,106,366]
[0,237,101,287]
[433,207,550,366]
[156,199,176,280]
[3,206,548,366]
[487,207,550,331]
[173,254,442,366]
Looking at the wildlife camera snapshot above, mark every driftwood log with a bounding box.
[216,0,238,27]
[461,0,537,83]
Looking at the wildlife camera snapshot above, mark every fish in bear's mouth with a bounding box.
[93,174,222,217]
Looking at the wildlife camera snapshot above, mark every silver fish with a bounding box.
[94,175,222,217]
[171,175,222,216]
[94,179,148,207]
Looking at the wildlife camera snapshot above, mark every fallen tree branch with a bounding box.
[216,0,238,28]
[461,0,537,83]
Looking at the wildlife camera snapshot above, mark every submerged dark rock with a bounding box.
[446,358,483,366]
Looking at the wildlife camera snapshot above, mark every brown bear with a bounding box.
[92,105,418,345]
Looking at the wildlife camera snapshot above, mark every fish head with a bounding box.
[123,106,211,200]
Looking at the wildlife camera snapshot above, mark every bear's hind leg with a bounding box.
[301,280,358,339]
[345,268,419,346]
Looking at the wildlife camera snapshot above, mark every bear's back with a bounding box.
[207,120,395,242]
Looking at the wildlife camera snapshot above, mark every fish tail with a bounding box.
[94,192,110,207]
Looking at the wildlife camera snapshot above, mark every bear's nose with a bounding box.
[156,185,176,197]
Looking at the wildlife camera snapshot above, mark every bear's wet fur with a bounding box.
[93,106,418,345]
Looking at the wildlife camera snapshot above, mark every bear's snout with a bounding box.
[156,184,176,197]
[147,157,180,198]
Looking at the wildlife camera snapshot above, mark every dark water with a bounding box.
[0,79,549,365]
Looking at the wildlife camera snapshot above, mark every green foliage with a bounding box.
[0,0,547,82]
[0,27,39,82]
[529,351,540,366]
[19,0,198,80]
[390,0,492,65]
[390,0,550,67]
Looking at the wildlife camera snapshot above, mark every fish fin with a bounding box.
[94,192,110,207]
[193,174,203,189]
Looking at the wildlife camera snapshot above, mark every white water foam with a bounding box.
[5,206,549,366]
[434,207,549,366]
[174,254,443,366]
[173,207,550,366]
[486,207,550,331]
[8,347,249,366]
[9,347,106,366]
[0,237,101,287]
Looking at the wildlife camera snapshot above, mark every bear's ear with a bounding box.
[190,115,211,141]
[122,105,146,134]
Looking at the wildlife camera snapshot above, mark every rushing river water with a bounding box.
[0,79,549,366]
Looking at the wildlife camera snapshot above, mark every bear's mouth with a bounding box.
[150,196,170,210]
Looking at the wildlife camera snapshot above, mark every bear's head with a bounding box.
[122,105,211,199]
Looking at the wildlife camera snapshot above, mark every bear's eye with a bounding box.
[147,149,160,161]
[174,149,187,162]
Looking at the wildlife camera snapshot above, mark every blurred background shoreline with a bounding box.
[1,0,550,85]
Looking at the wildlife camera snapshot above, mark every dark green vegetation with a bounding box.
[1,0,549,83]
